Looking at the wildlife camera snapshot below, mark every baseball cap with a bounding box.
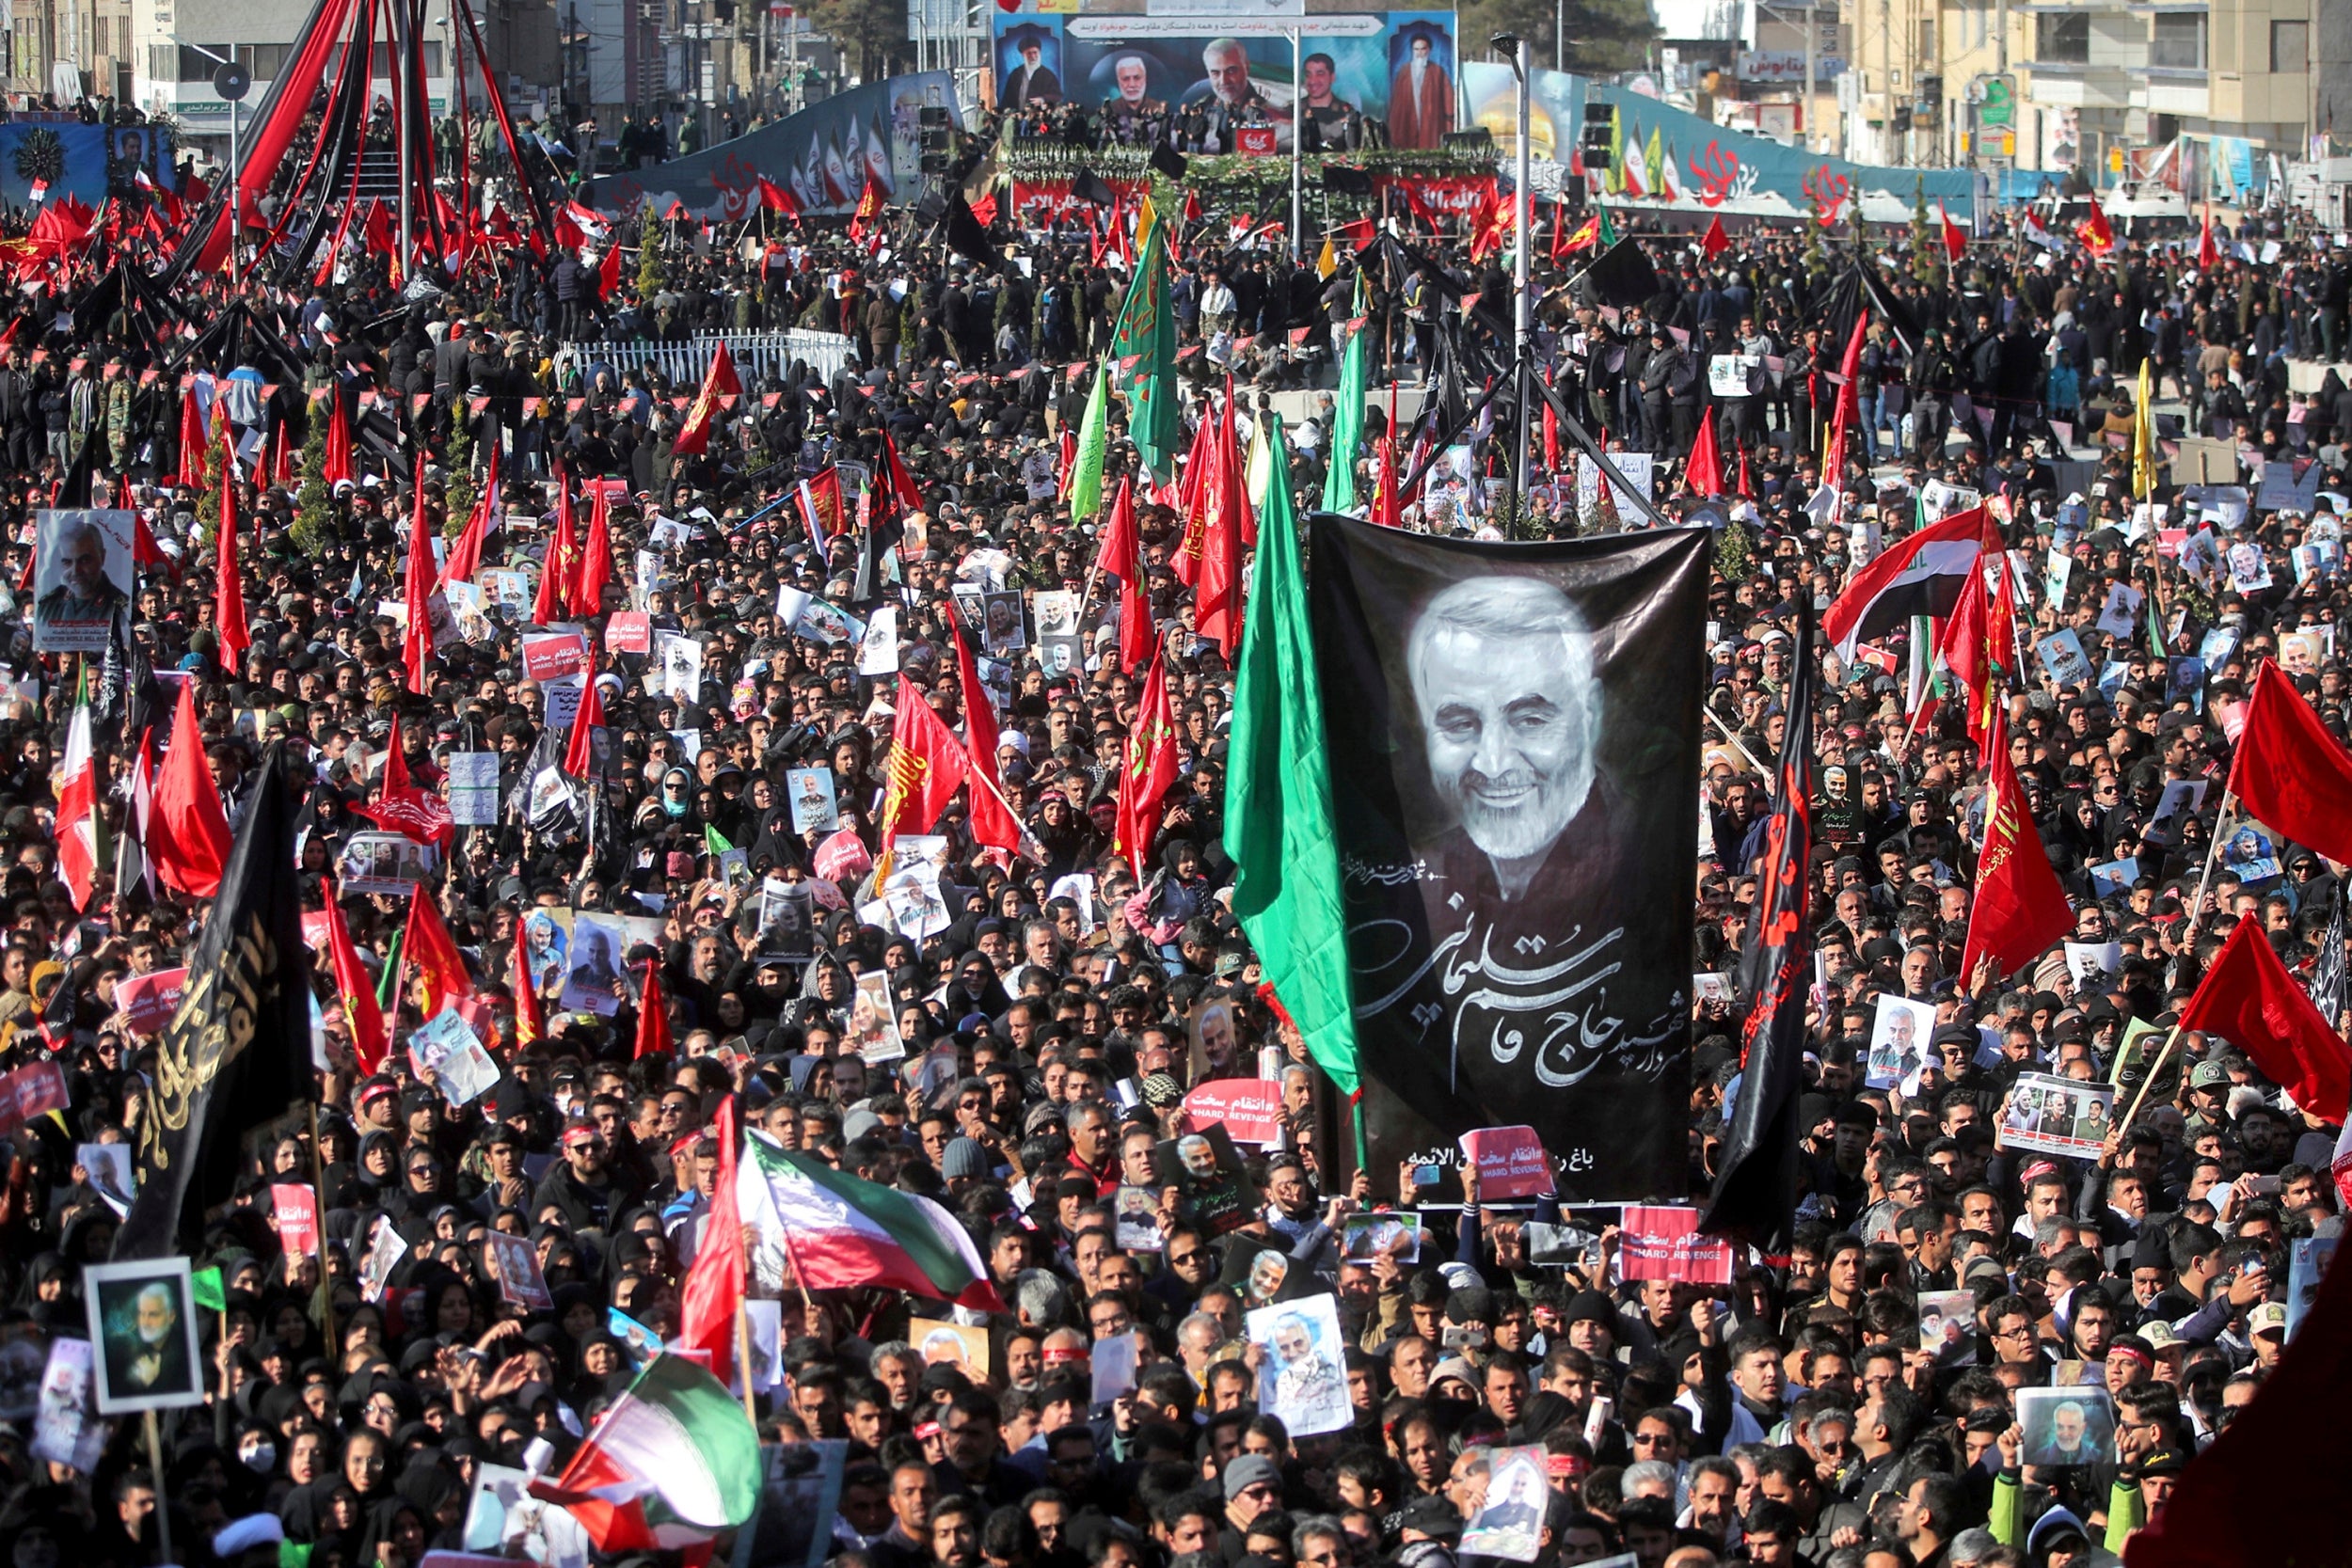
[2190,1060,2231,1089]
[2249,1302,2289,1337]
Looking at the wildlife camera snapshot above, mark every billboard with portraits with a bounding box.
[993,9,1457,149]
[1310,519,1708,1200]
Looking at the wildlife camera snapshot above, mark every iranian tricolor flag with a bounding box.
[532,1354,760,1552]
[56,673,100,910]
[738,1132,1006,1311]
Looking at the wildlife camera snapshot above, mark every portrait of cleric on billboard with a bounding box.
[1309,519,1709,1199]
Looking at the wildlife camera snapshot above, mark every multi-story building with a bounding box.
[1835,0,2314,182]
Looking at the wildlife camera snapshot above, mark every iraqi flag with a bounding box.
[532,1354,760,1552]
[737,1132,1006,1311]
[1823,506,1986,660]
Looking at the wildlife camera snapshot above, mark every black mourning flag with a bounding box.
[1700,596,1816,1248]
[1149,144,1189,182]
[944,190,1001,273]
[115,745,316,1259]
[1576,239,1661,309]
[2314,881,2346,1032]
[1071,170,1119,209]
[1311,520,1709,1199]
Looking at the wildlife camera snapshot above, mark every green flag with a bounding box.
[1225,417,1359,1099]
[1322,304,1367,514]
[1644,125,1665,196]
[1108,220,1179,481]
[1605,104,1625,197]
[192,1265,225,1312]
[703,824,734,856]
[1070,361,1111,520]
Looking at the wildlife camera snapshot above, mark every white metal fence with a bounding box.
[586,330,860,388]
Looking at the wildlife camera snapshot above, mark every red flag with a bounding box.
[323,396,352,486]
[564,655,605,779]
[176,387,208,489]
[757,176,800,219]
[879,428,925,518]
[511,921,543,1047]
[1956,714,2073,985]
[597,241,621,301]
[2075,197,2114,255]
[2228,660,2352,868]
[1194,417,1244,657]
[1685,404,1724,497]
[1700,214,1730,261]
[2177,915,2352,1122]
[1171,408,1219,586]
[147,683,231,900]
[1822,309,1869,482]
[675,1096,746,1380]
[215,465,249,674]
[440,443,497,588]
[401,455,434,694]
[572,481,612,615]
[2198,201,2219,270]
[351,716,456,849]
[1938,201,1966,265]
[532,474,578,626]
[1219,378,1256,547]
[1936,560,1994,747]
[953,623,1022,855]
[634,959,674,1060]
[400,890,472,1022]
[1375,433,1404,530]
[849,174,887,251]
[671,341,741,458]
[1335,215,1376,250]
[322,895,389,1073]
[877,676,973,875]
[1054,425,1078,499]
[1096,474,1140,583]
[1116,652,1180,869]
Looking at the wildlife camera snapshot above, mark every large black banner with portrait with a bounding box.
[1311,519,1710,1200]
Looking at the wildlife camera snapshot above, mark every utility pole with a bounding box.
[1804,0,1816,153]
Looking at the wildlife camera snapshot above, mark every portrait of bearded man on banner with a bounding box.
[1311,520,1709,1200]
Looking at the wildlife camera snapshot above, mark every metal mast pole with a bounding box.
[1511,38,1531,529]
[1290,27,1303,263]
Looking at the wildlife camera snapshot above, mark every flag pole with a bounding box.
[310,1099,340,1361]
[143,1409,175,1568]
[734,1299,757,1428]
[2117,787,2235,1129]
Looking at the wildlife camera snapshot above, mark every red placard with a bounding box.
[1459,1125,1556,1199]
[605,611,652,655]
[273,1182,320,1258]
[1620,1205,1735,1284]
[1234,128,1279,155]
[301,910,332,953]
[0,1061,67,1133]
[521,631,590,681]
[117,966,188,1036]
[1182,1079,1285,1146]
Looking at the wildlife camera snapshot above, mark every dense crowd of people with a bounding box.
[0,92,2344,1568]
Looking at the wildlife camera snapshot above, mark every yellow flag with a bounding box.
[1316,236,1337,279]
